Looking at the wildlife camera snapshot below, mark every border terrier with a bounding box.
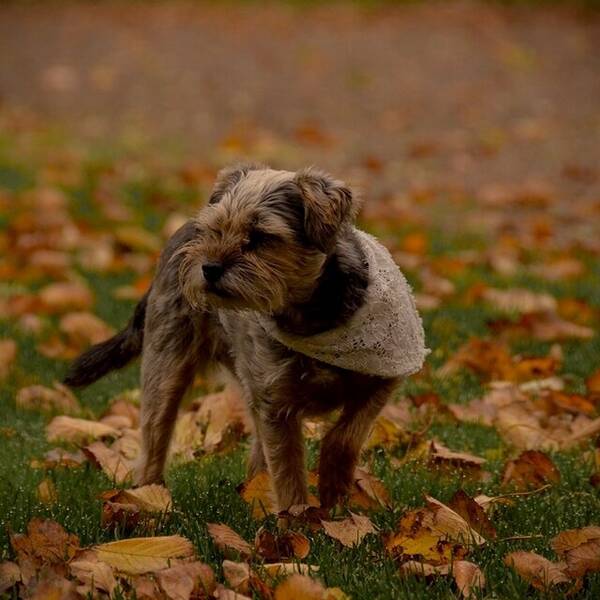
[65,164,427,511]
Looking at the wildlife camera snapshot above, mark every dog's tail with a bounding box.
[63,292,149,388]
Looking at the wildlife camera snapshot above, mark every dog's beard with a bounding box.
[179,256,288,314]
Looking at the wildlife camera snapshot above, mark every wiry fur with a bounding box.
[65,164,398,511]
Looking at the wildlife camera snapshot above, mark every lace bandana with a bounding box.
[257,229,429,378]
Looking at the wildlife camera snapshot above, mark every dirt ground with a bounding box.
[0,2,599,213]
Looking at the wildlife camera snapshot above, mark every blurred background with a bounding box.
[1,0,599,214]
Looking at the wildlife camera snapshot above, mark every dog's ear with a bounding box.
[209,162,265,204]
[294,167,356,252]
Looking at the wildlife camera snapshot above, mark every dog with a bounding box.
[65,164,427,511]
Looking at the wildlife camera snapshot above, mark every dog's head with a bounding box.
[179,163,357,313]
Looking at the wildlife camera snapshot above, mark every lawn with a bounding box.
[0,120,599,600]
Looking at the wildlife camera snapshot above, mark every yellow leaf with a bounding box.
[46,416,118,444]
[94,536,195,575]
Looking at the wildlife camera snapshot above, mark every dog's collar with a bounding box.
[257,228,429,378]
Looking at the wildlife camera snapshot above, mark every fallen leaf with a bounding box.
[83,441,133,483]
[37,478,58,505]
[274,574,334,600]
[94,535,195,575]
[350,467,391,510]
[38,281,93,313]
[31,448,86,469]
[0,339,17,379]
[106,484,173,513]
[69,550,117,597]
[482,287,557,313]
[452,560,486,598]
[207,523,253,559]
[564,539,600,578]
[255,527,311,560]
[551,526,600,556]
[448,490,497,539]
[59,311,114,347]
[504,551,570,590]
[321,513,377,548]
[0,561,21,594]
[156,561,216,600]
[46,416,118,443]
[17,382,80,414]
[501,450,560,489]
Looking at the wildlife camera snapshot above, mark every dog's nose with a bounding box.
[202,262,224,283]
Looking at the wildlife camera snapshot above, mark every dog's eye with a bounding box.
[243,229,280,252]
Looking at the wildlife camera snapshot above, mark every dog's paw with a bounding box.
[318,462,354,509]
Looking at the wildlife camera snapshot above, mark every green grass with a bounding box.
[1,131,600,599]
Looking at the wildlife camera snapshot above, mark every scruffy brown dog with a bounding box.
[65,164,426,511]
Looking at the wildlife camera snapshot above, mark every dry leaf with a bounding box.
[83,441,133,483]
[551,526,600,556]
[46,416,118,443]
[0,339,17,379]
[94,535,195,575]
[448,490,497,539]
[17,382,80,415]
[69,550,117,596]
[504,551,570,590]
[207,523,253,559]
[107,484,173,513]
[37,478,58,505]
[274,574,329,600]
[38,281,93,313]
[156,561,216,600]
[564,539,600,578]
[222,560,251,594]
[0,561,21,594]
[501,450,560,489]
[350,467,391,510]
[255,527,311,560]
[321,513,376,548]
[482,287,557,313]
[453,560,486,598]
[59,311,114,347]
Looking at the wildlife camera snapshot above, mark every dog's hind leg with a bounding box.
[318,379,397,508]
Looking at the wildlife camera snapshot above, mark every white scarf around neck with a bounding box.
[257,229,429,378]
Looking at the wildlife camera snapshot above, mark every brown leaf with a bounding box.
[17,382,80,415]
[350,467,391,510]
[274,574,329,600]
[94,535,195,575]
[37,478,58,505]
[501,450,560,490]
[0,339,17,380]
[207,523,253,559]
[32,448,87,469]
[255,527,311,560]
[38,281,93,313]
[321,513,377,548]
[107,484,173,514]
[46,416,118,444]
[448,490,497,539]
[564,539,600,578]
[222,560,251,594]
[214,584,253,600]
[0,561,21,594]
[551,526,600,556]
[83,441,133,483]
[59,311,114,348]
[156,561,216,600]
[423,496,486,545]
[428,441,486,470]
[504,551,570,590]
[482,287,557,313]
[10,518,79,581]
[69,549,117,597]
[452,560,486,599]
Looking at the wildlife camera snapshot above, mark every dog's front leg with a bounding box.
[255,407,308,511]
[318,381,396,508]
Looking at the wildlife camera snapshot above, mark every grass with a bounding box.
[0,128,599,599]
